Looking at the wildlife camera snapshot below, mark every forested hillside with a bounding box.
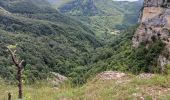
[1,0,170,100]
[0,0,102,84]
[0,0,160,85]
[48,0,143,37]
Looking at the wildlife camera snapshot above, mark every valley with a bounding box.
[0,0,170,100]
[48,0,143,37]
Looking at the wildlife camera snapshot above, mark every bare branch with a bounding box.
[19,60,24,69]
[7,47,19,66]
[7,46,24,99]
[14,50,17,55]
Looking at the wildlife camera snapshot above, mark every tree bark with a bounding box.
[18,65,22,99]
[7,48,24,99]
[8,92,11,100]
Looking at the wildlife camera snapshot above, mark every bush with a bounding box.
[129,39,165,73]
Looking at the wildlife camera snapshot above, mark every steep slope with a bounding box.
[47,0,143,37]
[0,0,102,83]
[0,0,55,14]
[133,0,170,72]
[57,0,142,16]
[58,0,103,16]
[0,0,141,85]
[1,0,158,86]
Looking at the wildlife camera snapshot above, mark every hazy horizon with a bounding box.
[113,0,139,2]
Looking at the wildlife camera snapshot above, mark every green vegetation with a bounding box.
[0,6,165,85]
[49,0,142,36]
[1,0,170,99]
[130,40,165,73]
[0,0,55,14]
[1,74,170,100]
[0,0,141,85]
[0,0,167,86]
[0,0,102,84]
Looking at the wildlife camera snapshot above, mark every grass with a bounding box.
[1,74,170,100]
[0,82,57,100]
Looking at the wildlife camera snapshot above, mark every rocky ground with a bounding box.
[0,71,170,100]
[90,71,170,100]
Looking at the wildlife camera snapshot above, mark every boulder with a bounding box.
[49,72,68,87]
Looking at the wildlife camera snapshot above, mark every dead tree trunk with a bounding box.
[7,47,24,99]
[8,93,11,100]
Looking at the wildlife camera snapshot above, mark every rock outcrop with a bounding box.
[133,0,170,69]
[143,0,170,7]
[49,72,68,88]
[96,71,127,80]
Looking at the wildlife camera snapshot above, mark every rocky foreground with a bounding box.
[88,71,170,100]
[0,71,170,100]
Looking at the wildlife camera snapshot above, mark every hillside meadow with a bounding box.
[1,73,170,100]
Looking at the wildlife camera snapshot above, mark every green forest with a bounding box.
[0,0,165,85]
[1,0,170,100]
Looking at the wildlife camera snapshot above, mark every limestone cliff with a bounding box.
[133,0,170,69]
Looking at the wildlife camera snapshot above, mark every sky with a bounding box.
[113,0,139,2]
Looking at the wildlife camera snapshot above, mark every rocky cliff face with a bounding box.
[133,0,170,69]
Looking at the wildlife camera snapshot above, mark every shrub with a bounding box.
[129,39,165,73]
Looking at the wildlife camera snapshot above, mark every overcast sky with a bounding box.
[113,0,139,2]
